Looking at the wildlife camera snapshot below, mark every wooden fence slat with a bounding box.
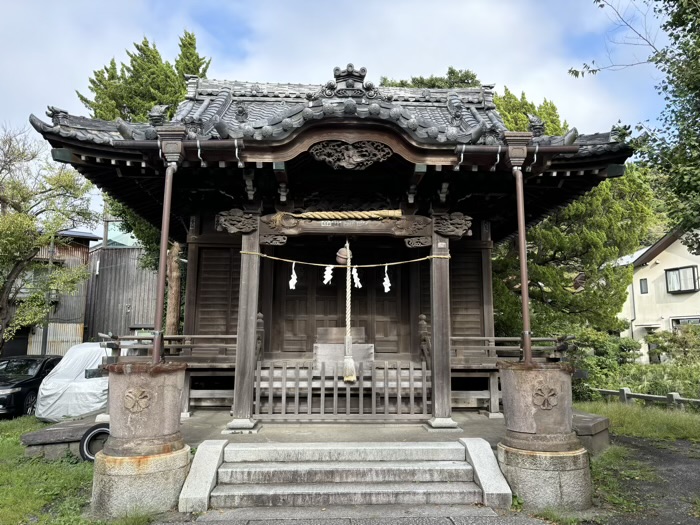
[255,361,262,416]
[371,362,377,415]
[307,361,313,415]
[320,362,325,416]
[281,362,287,415]
[409,361,415,415]
[294,363,300,415]
[421,361,428,415]
[384,361,389,414]
[396,361,401,415]
[268,362,274,415]
[333,363,338,415]
[358,361,364,415]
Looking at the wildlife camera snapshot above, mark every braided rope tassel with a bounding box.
[343,239,356,383]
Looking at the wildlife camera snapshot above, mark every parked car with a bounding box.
[0,355,62,417]
[35,342,128,423]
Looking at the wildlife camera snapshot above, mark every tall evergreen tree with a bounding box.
[78,32,211,269]
[78,32,210,122]
[381,69,658,335]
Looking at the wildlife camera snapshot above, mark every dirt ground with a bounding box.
[595,436,700,525]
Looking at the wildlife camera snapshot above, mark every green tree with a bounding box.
[0,128,97,351]
[381,68,658,336]
[573,1,700,252]
[380,67,481,89]
[79,31,211,269]
[78,31,210,123]
[495,164,655,336]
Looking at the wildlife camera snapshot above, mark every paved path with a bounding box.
[156,504,547,525]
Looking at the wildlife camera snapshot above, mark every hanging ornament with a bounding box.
[288,262,297,290]
[383,265,391,293]
[352,267,362,289]
[323,265,334,284]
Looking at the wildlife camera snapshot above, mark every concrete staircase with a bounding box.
[179,439,512,512]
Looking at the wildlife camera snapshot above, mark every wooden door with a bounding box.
[271,246,407,356]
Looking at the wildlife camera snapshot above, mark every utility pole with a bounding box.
[39,236,55,356]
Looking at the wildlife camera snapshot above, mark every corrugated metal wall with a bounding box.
[48,242,91,325]
[84,248,158,340]
[27,323,84,356]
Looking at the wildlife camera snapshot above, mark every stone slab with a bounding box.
[223,442,466,463]
[459,438,512,509]
[573,411,610,436]
[195,504,498,521]
[210,481,482,508]
[179,440,227,513]
[21,418,94,446]
[218,460,473,484]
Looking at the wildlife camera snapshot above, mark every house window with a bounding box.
[672,317,700,328]
[665,266,698,294]
[640,278,648,294]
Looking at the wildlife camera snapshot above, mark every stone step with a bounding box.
[218,460,474,484]
[210,481,482,508]
[223,441,466,463]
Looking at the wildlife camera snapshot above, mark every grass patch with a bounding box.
[575,400,700,441]
[591,445,657,512]
[533,508,580,524]
[0,416,153,525]
[691,496,700,519]
[0,416,93,525]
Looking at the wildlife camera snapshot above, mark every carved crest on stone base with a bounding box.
[309,141,392,170]
[433,213,472,238]
[216,209,259,234]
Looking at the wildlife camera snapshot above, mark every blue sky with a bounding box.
[1,0,665,136]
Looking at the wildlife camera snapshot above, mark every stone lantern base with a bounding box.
[497,361,592,511]
[497,443,591,511]
[91,362,191,518]
[92,446,191,517]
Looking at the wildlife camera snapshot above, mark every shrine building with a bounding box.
[31,64,632,429]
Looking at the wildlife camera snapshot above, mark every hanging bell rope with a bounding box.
[337,240,356,383]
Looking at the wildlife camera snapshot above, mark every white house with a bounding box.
[619,231,700,362]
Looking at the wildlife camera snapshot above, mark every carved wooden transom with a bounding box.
[309,140,393,170]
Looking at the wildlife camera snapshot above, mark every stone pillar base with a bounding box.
[92,446,191,518]
[497,443,591,511]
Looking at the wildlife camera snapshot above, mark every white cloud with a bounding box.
[0,0,663,136]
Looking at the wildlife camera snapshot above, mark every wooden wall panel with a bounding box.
[194,246,240,336]
[449,242,484,337]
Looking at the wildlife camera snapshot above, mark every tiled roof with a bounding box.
[29,64,630,159]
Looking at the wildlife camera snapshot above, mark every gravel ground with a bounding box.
[598,436,700,525]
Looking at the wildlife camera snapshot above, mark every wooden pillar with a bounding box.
[227,214,261,430]
[428,228,458,428]
[480,220,501,416]
[183,215,200,335]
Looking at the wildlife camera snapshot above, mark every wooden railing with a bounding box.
[594,387,700,409]
[253,360,431,420]
[450,335,571,368]
[102,334,238,359]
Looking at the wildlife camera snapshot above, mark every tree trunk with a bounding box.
[0,250,39,355]
[165,242,181,339]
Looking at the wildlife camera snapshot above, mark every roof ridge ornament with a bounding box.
[306,63,392,101]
